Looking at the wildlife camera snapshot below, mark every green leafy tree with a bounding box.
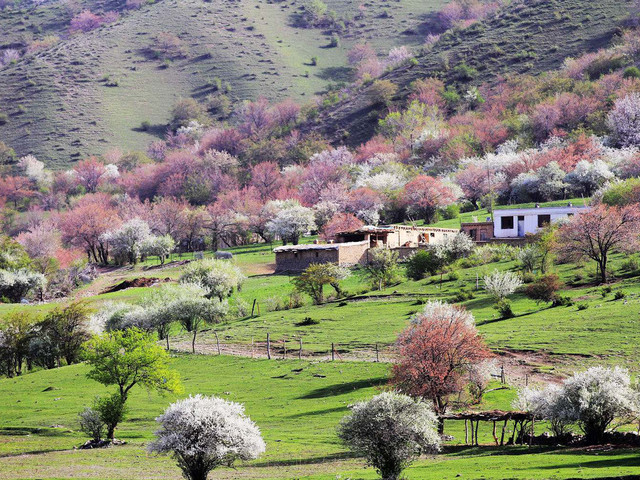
[364,248,401,290]
[292,263,350,304]
[82,328,182,439]
[40,301,92,366]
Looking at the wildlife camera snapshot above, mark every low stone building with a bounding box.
[274,225,459,272]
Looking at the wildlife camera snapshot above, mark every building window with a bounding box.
[430,232,435,237]
[501,216,514,229]
[537,214,551,228]
[315,252,319,257]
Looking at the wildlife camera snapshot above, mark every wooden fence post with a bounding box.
[331,343,335,361]
[298,338,302,360]
[464,419,468,445]
[500,365,505,384]
[375,343,379,362]
[267,333,271,360]
[251,299,256,317]
[251,336,254,358]
[214,331,221,356]
[283,338,287,359]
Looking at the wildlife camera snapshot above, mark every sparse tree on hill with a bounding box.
[149,395,265,480]
[180,258,245,301]
[338,392,440,480]
[556,204,640,284]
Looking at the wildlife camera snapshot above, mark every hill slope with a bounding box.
[303,0,632,146]
[0,0,448,168]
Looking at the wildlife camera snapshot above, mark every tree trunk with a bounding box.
[192,330,197,354]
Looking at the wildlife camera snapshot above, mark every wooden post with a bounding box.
[375,343,379,362]
[331,343,335,361]
[525,374,529,386]
[464,419,468,445]
[500,419,507,446]
[267,333,271,360]
[283,338,287,359]
[529,418,534,446]
[474,419,479,446]
[476,271,479,290]
[214,331,221,355]
[492,420,499,445]
[251,299,256,317]
[500,365,505,384]
[298,338,302,360]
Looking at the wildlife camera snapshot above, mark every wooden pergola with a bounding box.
[442,410,534,446]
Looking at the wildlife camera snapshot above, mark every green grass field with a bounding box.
[1,355,639,479]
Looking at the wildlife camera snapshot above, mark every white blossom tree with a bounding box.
[607,93,640,147]
[483,270,523,301]
[101,218,153,265]
[179,258,245,301]
[265,201,316,245]
[149,395,265,480]
[338,392,440,480]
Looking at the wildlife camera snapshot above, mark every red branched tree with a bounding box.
[392,302,491,430]
[320,213,364,241]
[401,175,455,223]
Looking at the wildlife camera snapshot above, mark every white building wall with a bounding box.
[493,207,588,238]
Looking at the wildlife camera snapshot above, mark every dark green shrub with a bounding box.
[296,317,320,326]
[601,286,612,297]
[0,112,8,125]
[406,250,443,281]
[623,66,640,79]
[614,291,626,300]
[441,204,460,220]
[577,303,589,311]
[525,274,563,304]
[495,299,514,319]
[552,295,573,307]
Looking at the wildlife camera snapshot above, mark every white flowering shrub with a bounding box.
[517,367,640,443]
[0,269,47,302]
[338,392,440,480]
[180,258,245,300]
[149,395,265,480]
[141,234,175,264]
[559,366,640,443]
[483,270,523,301]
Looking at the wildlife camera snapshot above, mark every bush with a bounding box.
[441,204,460,220]
[368,80,398,105]
[78,407,104,442]
[577,303,589,311]
[524,274,563,304]
[552,295,573,307]
[621,257,639,272]
[614,291,626,300]
[0,112,7,125]
[94,393,128,440]
[623,66,640,79]
[453,288,474,303]
[447,271,459,282]
[494,299,514,319]
[296,317,319,326]
[406,250,442,281]
[601,286,612,297]
[453,62,478,81]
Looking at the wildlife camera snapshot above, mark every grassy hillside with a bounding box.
[304,0,632,145]
[0,0,448,168]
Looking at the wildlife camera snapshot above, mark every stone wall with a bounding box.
[337,241,369,266]
[461,222,494,243]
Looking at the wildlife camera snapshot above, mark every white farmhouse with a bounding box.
[493,204,588,238]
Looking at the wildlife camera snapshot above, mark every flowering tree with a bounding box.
[392,301,491,428]
[73,158,108,193]
[180,258,245,301]
[483,270,523,301]
[338,392,440,480]
[265,202,316,245]
[320,213,364,241]
[0,175,34,208]
[249,162,282,201]
[101,218,153,265]
[556,205,640,283]
[401,175,456,223]
[149,395,265,480]
[519,367,640,444]
[607,93,640,147]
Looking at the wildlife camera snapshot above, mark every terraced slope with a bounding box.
[304,0,632,146]
[0,0,448,168]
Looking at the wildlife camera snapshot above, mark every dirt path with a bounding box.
[169,337,567,387]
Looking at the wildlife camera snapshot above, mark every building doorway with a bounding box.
[517,216,525,237]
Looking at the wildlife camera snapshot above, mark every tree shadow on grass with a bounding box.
[252,451,357,468]
[298,377,388,399]
[285,406,348,419]
[537,454,640,471]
